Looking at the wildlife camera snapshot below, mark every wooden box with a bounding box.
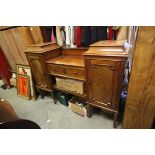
[56,77,84,94]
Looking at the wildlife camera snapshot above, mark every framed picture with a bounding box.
[16,74,30,100]
[16,64,36,100]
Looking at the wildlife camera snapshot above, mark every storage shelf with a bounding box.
[53,85,87,99]
[36,86,51,92]
[89,102,118,113]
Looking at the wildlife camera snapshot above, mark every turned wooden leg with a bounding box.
[113,112,118,128]
[51,90,56,104]
[87,104,92,118]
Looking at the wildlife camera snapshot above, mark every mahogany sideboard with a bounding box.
[25,40,128,128]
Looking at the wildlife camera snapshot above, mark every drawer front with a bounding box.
[65,67,85,79]
[48,64,85,80]
[48,64,65,75]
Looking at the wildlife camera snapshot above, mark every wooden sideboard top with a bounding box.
[90,40,125,47]
[25,40,128,58]
[25,42,61,53]
[46,55,84,67]
[84,40,128,57]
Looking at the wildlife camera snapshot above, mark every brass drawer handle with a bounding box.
[92,98,96,101]
[91,64,115,70]
[91,65,96,68]
[73,72,77,75]
[100,102,111,105]
[110,66,115,70]
[92,98,111,106]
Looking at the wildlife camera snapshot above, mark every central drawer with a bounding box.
[47,64,85,80]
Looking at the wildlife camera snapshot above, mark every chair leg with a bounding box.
[113,112,118,128]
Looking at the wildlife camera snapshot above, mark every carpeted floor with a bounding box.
[0,81,122,129]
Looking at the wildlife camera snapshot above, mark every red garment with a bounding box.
[0,48,11,86]
[51,29,56,43]
[113,30,119,40]
[108,26,113,40]
[75,26,83,47]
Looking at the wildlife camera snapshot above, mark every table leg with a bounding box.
[51,90,56,104]
[113,112,118,128]
[87,103,92,118]
[39,89,44,99]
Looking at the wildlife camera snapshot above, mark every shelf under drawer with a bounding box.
[48,73,86,81]
[53,85,87,99]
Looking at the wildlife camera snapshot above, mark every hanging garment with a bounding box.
[0,48,11,87]
[98,26,107,40]
[43,26,52,42]
[82,26,91,47]
[91,26,107,44]
[65,26,71,46]
[61,26,66,46]
[75,26,83,47]
[112,26,120,40]
[51,29,56,43]
[108,26,113,40]
[56,26,65,46]
[91,26,97,43]
[117,26,128,40]
[72,26,76,45]
[112,26,120,30]
[52,26,56,39]
[70,26,76,48]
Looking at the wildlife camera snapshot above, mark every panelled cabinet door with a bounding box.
[87,59,115,108]
[27,55,51,90]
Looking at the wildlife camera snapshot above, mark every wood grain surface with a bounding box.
[123,26,155,128]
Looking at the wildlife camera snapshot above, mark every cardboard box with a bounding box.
[69,97,87,117]
[56,77,84,94]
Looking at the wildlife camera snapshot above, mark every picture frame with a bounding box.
[16,74,30,100]
[16,64,36,100]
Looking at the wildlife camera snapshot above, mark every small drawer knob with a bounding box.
[73,72,77,75]
[91,65,96,68]
[92,98,96,101]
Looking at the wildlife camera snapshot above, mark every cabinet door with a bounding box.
[27,55,51,90]
[87,60,115,108]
